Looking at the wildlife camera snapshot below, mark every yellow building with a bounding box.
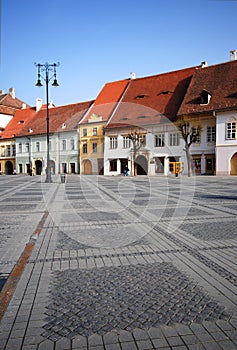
[78,79,129,174]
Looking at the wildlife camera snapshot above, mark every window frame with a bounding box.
[155,133,165,147]
[82,143,88,154]
[169,133,180,146]
[226,120,236,140]
[207,126,216,143]
[110,137,118,149]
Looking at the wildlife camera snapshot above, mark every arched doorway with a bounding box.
[5,161,13,175]
[83,160,92,174]
[50,160,55,175]
[35,160,42,175]
[136,155,148,175]
[230,153,237,175]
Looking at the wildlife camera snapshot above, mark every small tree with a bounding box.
[176,118,202,177]
[128,131,145,176]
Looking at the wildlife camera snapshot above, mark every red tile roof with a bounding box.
[178,60,237,116]
[15,100,93,137]
[106,66,197,128]
[0,107,36,139]
[0,93,29,116]
[79,79,129,124]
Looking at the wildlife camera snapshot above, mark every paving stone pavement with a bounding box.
[0,174,237,350]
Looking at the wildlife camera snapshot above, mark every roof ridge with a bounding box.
[196,59,237,71]
[125,65,198,82]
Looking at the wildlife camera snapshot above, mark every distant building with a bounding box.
[0,88,30,174]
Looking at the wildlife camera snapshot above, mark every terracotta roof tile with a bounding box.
[0,107,36,139]
[16,100,93,137]
[106,66,196,128]
[178,60,237,116]
[80,79,129,124]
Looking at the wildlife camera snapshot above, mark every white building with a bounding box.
[178,52,237,176]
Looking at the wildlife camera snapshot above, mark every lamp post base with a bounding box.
[45,177,53,183]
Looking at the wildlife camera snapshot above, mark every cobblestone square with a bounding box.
[0,175,237,350]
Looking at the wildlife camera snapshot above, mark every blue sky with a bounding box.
[1,0,237,106]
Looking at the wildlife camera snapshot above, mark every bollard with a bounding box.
[60,174,66,183]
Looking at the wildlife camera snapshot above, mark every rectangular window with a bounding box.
[92,142,97,153]
[12,145,16,156]
[226,122,236,139]
[25,142,29,152]
[36,141,40,152]
[19,143,22,153]
[110,160,117,171]
[82,128,87,137]
[207,126,216,142]
[7,146,11,156]
[169,133,180,146]
[62,140,66,151]
[192,127,201,143]
[155,133,165,147]
[110,137,118,149]
[92,127,97,136]
[70,139,75,150]
[82,143,87,154]
[123,136,131,149]
[138,134,146,147]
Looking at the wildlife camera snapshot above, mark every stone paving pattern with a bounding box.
[0,174,237,350]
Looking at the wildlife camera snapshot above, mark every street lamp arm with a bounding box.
[34,62,60,85]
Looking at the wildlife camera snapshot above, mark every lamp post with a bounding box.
[35,62,59,183]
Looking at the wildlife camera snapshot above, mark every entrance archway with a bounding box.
[83,160,92,174]
[5,161,13,175]
[35,160,42,175]
[230,153,237,175]
[136,155,148,175]
[50,160,55,175]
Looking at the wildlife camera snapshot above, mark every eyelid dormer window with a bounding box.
[200,89,212,105]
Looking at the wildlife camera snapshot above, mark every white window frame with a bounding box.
[123,136,131,149]
[226,121,236,140]
[207,126,216,142]
[110,137,118,149]
[155,133,165,147]
[169,133,180,146]
[36,141,40,152]
[62,139,67,151]
[192,127,201,144]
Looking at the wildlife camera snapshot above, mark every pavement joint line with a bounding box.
[0,210,49,321]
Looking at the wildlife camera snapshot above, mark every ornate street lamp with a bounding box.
[35,62,60,183]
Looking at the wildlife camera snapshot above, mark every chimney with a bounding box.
[9,87,15,99]
[230,50,237,61]
[22,103,26,109]
[130,72,136,80]
[36,98,43,111]
[201,61,208,68]
[0,90,5,95]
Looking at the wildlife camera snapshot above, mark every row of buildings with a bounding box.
[1,51,237,177]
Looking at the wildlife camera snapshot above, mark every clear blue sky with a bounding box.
[1,0,237,107]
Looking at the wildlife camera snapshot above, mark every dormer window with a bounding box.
[29,128,33,133]
[135,94,148,99]
[18,120,24,124]
[200,89,212,105]
[62,123,66,129]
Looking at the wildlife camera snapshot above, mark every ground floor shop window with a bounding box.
[110,159,117,171]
